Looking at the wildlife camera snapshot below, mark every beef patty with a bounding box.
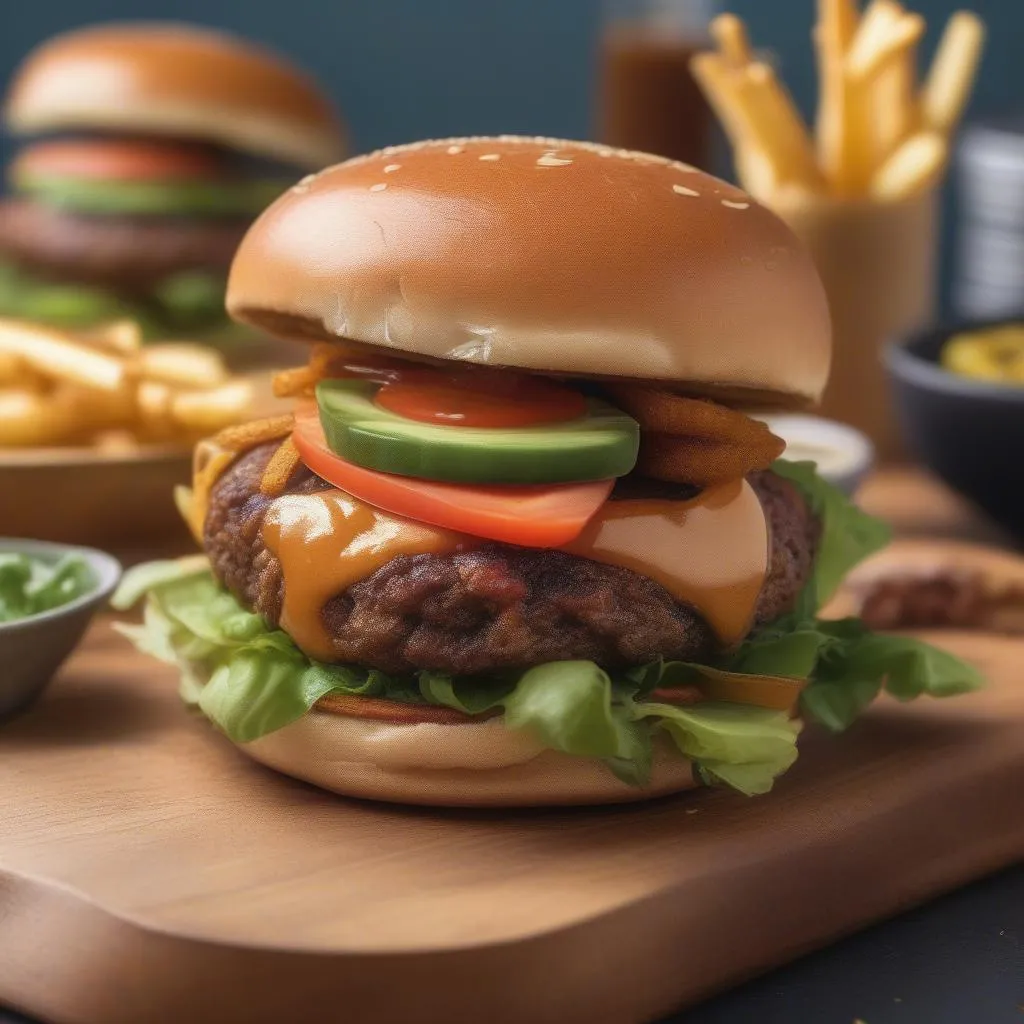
[205,443,820,675]
[0,198,247,291]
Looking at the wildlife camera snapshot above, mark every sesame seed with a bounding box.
[722,200,751,209]
[383,163,401,173]
[672,184,700,197]
[479,153,501,161]
[597,148,614,157]
[671,160,698,173]
[447,145,464,155]
[369,183,388,192]
[537,154,573,167]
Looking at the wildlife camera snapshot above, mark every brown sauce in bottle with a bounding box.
[597,24,714,167]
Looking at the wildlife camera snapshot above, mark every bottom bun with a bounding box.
[240,709,696,807]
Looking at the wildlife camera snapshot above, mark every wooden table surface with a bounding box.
[0,464,1021,1024]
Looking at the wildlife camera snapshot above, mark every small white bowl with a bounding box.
[757,414,875,496]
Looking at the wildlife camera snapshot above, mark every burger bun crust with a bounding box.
[227,135,831,408]
[241,708,696,807]
[4,22,345,169]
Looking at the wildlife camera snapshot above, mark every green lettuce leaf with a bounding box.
[111,459,984,798]
[757,462,983,730]
[113,560,800,795]
[772,459,891,607]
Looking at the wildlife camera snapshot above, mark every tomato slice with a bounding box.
[11,139,228,183]
[293,402,613,547]
[375,374,587,428]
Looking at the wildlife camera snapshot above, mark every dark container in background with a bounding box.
[595,0,717,169]
[954,117,1024,320]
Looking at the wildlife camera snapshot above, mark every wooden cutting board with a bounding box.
[0,609,1022,1024]
[2,467,1023,1024]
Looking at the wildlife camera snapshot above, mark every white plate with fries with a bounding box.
[0,318,273,551]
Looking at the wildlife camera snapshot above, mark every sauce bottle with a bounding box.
[596,0,718,168]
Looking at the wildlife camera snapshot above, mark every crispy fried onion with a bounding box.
[260,436,302,496]
[185,414,295,541]
[273,342,371,398]
[609,386,785,487]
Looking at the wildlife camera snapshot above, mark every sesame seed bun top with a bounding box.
[227,136,831,407]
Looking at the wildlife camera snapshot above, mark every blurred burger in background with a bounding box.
[0,22,345,348]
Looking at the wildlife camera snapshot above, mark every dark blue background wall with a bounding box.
[0,1,1018,305]
[0,1,1014,160]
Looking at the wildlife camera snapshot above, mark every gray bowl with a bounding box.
[886,318,1024,539]
[0,539,122,722]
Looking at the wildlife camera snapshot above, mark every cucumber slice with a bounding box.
[15,175,287,218]
[316,379,639,484]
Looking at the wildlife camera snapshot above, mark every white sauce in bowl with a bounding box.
[755,414,875,494]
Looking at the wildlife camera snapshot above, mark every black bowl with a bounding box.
[886,318,1024,540]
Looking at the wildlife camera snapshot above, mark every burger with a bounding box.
[115,136,982,806]
[0,22,345,342]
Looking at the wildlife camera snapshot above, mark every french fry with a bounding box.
[870,57,917,166]
[0,311,252,450]
[136,379,176,435]
[853,13,925,168]
[742,62,824,190]
[815,1,863,195]
[870,129,948,199]
[691,54,796,190]
[0,319,129,393]
[848,11,923,78]
[170,380,254,434]
[0,351,26,387]
[82,320,142,356]
[0,389,78,447]
[57,383,135,434]
[846,0,905,74]
[735,147,780,201]
[135,343,228,390]
[711,14,753,67]
[819,0,860,55]
[922,11,986,135]
[92,429,140,455]
[690,54,762,164]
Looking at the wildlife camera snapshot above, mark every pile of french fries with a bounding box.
[692,1,986,202]
[0,318,253,449]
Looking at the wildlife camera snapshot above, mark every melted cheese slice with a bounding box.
[262,491,465,663]
[564,479,769,647]
[261,479,769,663]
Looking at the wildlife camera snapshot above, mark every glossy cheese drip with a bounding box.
[564,478,768,646]
[261,478,769,662]
[262,492,465,662]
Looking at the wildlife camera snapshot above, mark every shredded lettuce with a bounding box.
[111,460,983,797]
